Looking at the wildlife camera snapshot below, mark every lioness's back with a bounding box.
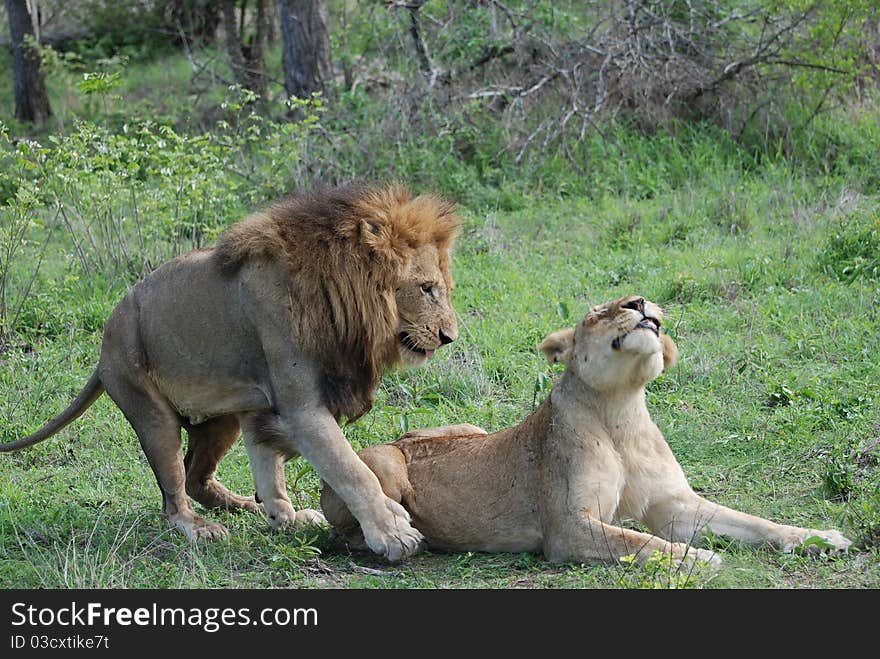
[322,402,552,553]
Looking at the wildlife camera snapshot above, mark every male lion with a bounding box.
[321,295,852,567]
[2,184,460,562]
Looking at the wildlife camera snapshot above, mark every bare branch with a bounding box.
[469,43,515,71]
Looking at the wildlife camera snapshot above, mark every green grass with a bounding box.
[2,153,878,588]
[2,25,879,588]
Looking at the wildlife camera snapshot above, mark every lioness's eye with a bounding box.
[621,298,645,313]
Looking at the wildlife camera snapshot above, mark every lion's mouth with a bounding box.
[399,332,435,359]
[612,315,660,350]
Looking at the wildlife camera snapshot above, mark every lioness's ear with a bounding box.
[660,333,679,370]
[540,328,575,365]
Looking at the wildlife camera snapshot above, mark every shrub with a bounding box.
[0,88,322,339]
[818,209,880,283]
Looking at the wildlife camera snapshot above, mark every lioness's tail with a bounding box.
[0,370,104,452]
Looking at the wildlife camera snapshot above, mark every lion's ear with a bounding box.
[540,328,575,365]
[360,219,407,266]
[660,333,679,370]
[361,219,387,249]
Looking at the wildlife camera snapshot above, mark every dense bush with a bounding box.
[0,89,321,338]
[2,0,879,341]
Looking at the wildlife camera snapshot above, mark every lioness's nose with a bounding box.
[439,329,455,345]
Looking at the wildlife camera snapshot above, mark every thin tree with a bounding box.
[278,0,331,101]
[164,0,222,47]
[220,0,269,98]
[5,0,52,123]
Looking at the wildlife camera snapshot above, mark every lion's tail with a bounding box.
[0,370,104,452]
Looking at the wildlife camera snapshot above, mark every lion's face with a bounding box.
[541,295,678,391]
[395,244,458,365]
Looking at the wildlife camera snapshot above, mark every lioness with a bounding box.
[321,295,852,566]
[2,184,460,562]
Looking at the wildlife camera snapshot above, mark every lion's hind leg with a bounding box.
[184,415,260,514]
[102,374,228,541]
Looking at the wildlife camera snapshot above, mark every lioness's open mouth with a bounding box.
[399,332,435,359]
[612,315,661,350]
[637,316,660,335]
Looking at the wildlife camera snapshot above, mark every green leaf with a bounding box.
[556,301,570,321]
[798,535,836,551]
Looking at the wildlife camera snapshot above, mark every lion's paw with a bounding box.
[361,497,425,563]
[692,547,722,569]
[174,515,229,542]
[293,508,328,528]
[676,547,722,571]
[783,528,853,554]
[265,500,298,530]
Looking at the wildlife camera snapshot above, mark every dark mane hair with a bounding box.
[215,183,460,420]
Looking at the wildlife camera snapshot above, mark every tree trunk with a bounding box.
[220,0,268,99]
[265,0,278,44]
[6,0,52,124]
[279,0,331,100]
[164,0,222,46]
[250,0,269,93]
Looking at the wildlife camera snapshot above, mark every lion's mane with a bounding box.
[215,183,460,421]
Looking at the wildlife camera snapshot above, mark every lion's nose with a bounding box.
[438,329,455,345]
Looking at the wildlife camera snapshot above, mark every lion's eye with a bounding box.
[421,283,437,296]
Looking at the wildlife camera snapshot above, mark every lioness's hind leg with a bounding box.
[101,375,228,541]
[358,446,413,505]
[400,424,487,440]
[184,415,260,514]
[545,515,720,571]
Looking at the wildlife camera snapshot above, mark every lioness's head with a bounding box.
[540,295,678,391]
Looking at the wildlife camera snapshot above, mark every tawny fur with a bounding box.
[322,295,852,568]
[2,183,460,562]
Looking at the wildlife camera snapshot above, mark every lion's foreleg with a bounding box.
[271,409,424,562]
[243,434,297,526]
[644,494,852,554]
[242,430,326,530]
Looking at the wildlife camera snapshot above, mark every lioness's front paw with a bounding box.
[783,529,853,554]
[361,497,425,563]
[678,547,722,571]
